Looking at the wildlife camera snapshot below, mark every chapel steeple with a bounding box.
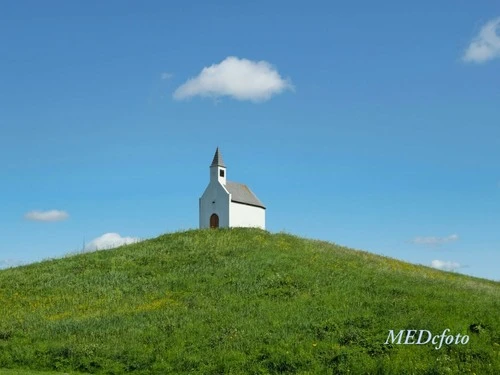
[210,147,226,167]
[210,147,226,185]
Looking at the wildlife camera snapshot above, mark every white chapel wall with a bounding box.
[229,202,265,229]
[199,182,230,228]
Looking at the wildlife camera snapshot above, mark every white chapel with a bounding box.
[199,148,266,229]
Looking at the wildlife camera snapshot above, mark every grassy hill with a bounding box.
[0,228,498,374]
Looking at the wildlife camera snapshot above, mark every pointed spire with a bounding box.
[210,147,226,167]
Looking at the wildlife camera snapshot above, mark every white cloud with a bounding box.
[24,210,69,222]
[411,234,459,246]
[463,17,500,63]
[431,260,461,272]
[173,56,293,102]
[161,72,173,80]
[84,233,140,252]
[0,259,24,269]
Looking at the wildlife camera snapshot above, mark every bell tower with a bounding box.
[210,147,226,185]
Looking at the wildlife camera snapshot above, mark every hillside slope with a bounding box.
[0,229,498,374]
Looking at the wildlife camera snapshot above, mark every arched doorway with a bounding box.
[210,213,219,228]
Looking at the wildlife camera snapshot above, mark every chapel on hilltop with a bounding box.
[199,148,266,229]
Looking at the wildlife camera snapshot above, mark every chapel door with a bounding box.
[210,214,219,228]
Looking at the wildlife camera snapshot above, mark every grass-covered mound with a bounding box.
[0,228,498,374]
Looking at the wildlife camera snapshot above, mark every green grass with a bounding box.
[0,370,87,375]
[0,228,498,374]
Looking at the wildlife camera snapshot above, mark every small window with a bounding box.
[219,169,225,177]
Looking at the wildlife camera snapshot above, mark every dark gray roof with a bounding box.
[225,181,265,209]
[210,147,226,167]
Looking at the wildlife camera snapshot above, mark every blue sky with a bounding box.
[1,1,499,281]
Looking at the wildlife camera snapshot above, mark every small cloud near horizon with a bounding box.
[431,259,462,272]
[173,56,293,102]
[463,17,500,63]
[161,72,173,80]
[84,233,140,252]
[24,210,69,222]
[0,259,25,269]
[411,234,459,246]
